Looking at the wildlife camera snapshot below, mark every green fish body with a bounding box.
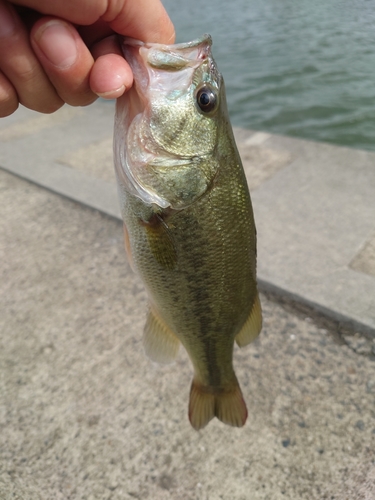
[114,35,262,430]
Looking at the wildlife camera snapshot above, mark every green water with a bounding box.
[163,0,375,151]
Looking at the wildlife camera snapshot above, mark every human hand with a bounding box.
[0,0,175,117]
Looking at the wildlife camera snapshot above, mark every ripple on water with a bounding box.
[164,0,375,151]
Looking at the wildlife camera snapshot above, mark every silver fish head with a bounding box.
[114,35,230,210]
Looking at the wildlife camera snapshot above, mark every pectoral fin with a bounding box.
[235,292,262,348]
[123,223,135,271]
[142,214,177,270]
[143,308,180,364]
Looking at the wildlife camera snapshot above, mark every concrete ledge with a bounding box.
[246,133,375,336]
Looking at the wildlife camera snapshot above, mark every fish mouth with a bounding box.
[123,34,212,50]
[122,34,213,67]
[121,33,215,103]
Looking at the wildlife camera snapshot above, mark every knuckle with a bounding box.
[64,89,97,108]
[0,85,19,117]
[30,100,64,114]
[16,87,64,113]
[0,99,19,117]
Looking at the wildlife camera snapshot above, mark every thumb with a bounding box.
[9,0,175,43]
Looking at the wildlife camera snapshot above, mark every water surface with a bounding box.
[163,0,375,151]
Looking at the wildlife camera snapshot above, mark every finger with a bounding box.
[31,17,98,107]
[89,33,123,60]
[78,19,113,49]
[89,35,132,99]
[105,0,175,44]
[8,0,105,25]
[90,54,131,99]
[0,70,18,117]
[9,0,175,43]
[0,0,63,113]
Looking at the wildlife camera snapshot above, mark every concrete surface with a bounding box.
[0,101,375,499]
[1,102,375,336]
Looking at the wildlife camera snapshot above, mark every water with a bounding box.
[163,0,375,151]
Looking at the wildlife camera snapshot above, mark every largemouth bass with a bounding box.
[114,35,262,430]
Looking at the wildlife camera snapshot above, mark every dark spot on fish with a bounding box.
[157,112,188,144]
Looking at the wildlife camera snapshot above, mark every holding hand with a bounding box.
[0,0,175,116]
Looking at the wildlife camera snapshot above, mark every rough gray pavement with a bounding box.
[1,168,375,500]
[1,101,375,499]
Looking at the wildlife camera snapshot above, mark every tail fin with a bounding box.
[188,379,248,430]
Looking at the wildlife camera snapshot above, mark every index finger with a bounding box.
[9,0,175,43]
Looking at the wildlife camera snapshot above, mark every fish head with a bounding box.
[114,35,230,210]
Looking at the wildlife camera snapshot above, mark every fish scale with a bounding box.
[114,35,262,430]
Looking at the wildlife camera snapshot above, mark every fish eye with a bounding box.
[196,86,218,113]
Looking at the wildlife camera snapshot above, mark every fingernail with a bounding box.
[96,85,126,99]
[34,20,77,69]
[0,3,16,38]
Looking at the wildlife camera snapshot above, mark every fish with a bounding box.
[113,35,262,430]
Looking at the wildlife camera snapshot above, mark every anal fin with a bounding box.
[235,292,262,348]
[143,308,180,364]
